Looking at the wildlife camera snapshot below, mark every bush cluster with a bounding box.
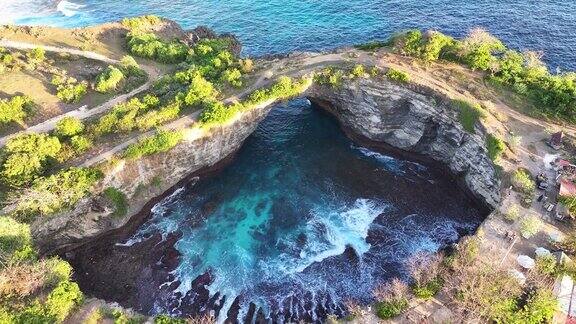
[199,76,310,127]
[103,187,128,217]
[510,168,535,196]
[452,99,486,133]
[386,68,410,83]
[93,95,178,134]
[51,74,88,103]
[392,28,576,123]
[127,32,189,64]
[486,134,506,161]
[0,96,34,125]
[0,215,83,323]
[121,15,162,31]
[95,66,125,93]
[123,129,184,160]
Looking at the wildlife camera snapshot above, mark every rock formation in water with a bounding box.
[32,74,499,255]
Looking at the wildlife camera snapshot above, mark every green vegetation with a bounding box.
[154,314,187,324]
[121,15,162,31]
[453,99,486,133]
[12,167,102,218]
[0,96,33,125]
[51,74,88,103]
[26,47,45,63]
[55,117,84,138]
[200,76,310,127]
[412,277,443,300]
[510,168,535,196]
[354,40,390,51]
[519,214,542,238]
[103,187,128,217]
[486,134,506,161]
[124,129,184,160]
[0,215,83,323]
[1,133,61,186]
[535,254,557,275]
[350,64,366,78]
[385,68,410,83]
[314,67,344,88]
[127,32,189,64]
[503,204,520,222]
[372,278,410,319]
[390,28,576,123]
[558,195,576,216]
[95,66,125,93]
[375,299,409,319]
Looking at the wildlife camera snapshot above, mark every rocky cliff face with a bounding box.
[32,104,276,255]
[33,77,500,255]
[307,77,501,210]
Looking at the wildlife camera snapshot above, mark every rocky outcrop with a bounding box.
[32,103,276,255]
[307,78,501,210]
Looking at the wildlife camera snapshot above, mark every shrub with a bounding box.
[44,281,83,322]
[412,277,443,299]
[95,66,125,93]
[103,187,128,217]
[0,96,33,125]
[154,314,187,324]
[26,47,45,63]
[535,254,557,275]
[120,55,143,76]
[55,117,84,138]
[511,169,535,195]
[13,167,102,217]
[221,68,242,87]
[520,214,542,238]
[124,130,184,160]
[386,68,410,83]
[70,135,92,153]
[453,100,486,133]
[183,74,217,106]
[0,216,32,264]
[486,134,506,161]
[127,32,189,64]
[199,101,239,126]
[373,277,410,319]
[238,58,254,73]
[503,204,520,222]
[375,299,409,319]
[57,82,88,103]
[122,15,162,30]
[1,133,61,186]
[314,68,344,87]
[354,41,388,51]
[350,64,366,78]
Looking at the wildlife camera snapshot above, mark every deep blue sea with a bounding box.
[3,0,576,70]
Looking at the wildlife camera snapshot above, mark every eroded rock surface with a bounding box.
[307,77,501,210]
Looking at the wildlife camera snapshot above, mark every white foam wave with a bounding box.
[56,0,85,17]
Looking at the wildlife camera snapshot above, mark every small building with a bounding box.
[559,179,576,197]
[553,253,576,323]
[550,131,565,150]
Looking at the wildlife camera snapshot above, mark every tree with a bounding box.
[0,96,33,125]
[54,117,84,138]
[1,133,61,186]
[95,66,125,93]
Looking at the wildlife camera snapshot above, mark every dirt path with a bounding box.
[0,40,162,146]
[79,52,364,167]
